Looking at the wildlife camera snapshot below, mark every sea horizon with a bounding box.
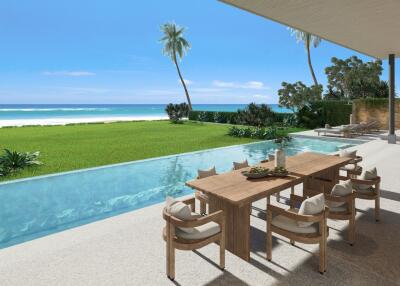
[0,103,291,120]
[0,103,292,127]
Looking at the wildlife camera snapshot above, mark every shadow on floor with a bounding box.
[270,208,400,285]
[380,188,400,202]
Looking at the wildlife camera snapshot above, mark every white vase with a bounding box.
[274,149,286,168]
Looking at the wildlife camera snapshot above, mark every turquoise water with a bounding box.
[0,137,362,248]
[0,104,292,120]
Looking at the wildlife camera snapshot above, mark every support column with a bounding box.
[388,54,396,144]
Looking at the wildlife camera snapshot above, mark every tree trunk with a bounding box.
[306,37,318,87]
[173,55,192,111]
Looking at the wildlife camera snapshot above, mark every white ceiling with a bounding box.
[220,0,400,59]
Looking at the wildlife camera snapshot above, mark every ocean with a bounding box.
[0,104,291,120]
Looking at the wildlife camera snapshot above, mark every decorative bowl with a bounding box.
[242,167,269,179]
[270,167,289,177]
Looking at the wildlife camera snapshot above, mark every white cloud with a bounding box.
[212,80,268,90]
[253,94,270,99]
[177,78,193,85]
[42,71,96,77]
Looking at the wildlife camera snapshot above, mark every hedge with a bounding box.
[353,97,399,109]
[188,110,240,124]
[297,100,352,128]
[188,110,292,125]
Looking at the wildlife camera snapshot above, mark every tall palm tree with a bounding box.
[160,22,192,110]
[289,28,321,86]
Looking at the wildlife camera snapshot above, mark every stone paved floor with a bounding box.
[0,139,399,286]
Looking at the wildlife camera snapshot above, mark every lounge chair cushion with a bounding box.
[166,197,197,234]
[233,160,249,170]
[198,167,217,179]
[354,167,378,191]
[327,180,352,207]
[175,221,220,240]
[297,194,325,227]
[272,209,318,234]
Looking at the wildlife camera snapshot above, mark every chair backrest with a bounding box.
[233,160,249,170]
[197,167,217,179]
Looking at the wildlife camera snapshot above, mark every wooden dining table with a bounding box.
[186,152,351,261]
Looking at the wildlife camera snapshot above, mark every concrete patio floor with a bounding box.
[0,139,399,286]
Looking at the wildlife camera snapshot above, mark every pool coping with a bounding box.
[0,135,367,186]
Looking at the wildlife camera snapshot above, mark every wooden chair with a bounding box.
[325,192,356,245]
[302,178,357,245]
[163,197,225,280]
[232,160,249,170]
[337,154,363,178]
[350,176,381,222]
[266,194,329,274]
[195,167,218,215]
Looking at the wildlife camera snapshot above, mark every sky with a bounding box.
[0,0,398,105]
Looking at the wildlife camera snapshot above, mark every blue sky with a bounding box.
[0,0,398,104]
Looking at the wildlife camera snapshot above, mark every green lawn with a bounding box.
[0,120,305,181]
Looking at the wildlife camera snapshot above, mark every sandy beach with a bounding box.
[0,116,169,127]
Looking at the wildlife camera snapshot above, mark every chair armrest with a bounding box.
[181,197,196,211]
[267,204,325,223]
[325,192,355,203]
[351,176,381,186]
[164,209,224,228]
[349,156,362,164]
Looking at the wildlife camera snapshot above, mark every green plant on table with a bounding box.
[274,135,292,149]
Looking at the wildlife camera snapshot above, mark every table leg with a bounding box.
[208,195,251,261]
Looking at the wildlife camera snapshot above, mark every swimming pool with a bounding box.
[0,137,363,248]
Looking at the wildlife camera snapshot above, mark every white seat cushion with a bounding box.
[198,167,217,179]
[233,160,249,170]
[175,221,220,240]
[328,180,352,207]
[354,167,377,191]
[272,209,318,234]
[329,204,348,213]
[340,164,362,172]
[298,194,325,227]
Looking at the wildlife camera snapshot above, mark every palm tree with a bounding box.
[289,28,321,86]
[160,22,192,110]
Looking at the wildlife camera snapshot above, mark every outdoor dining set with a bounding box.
[162,150,381,280]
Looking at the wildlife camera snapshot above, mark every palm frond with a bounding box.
[160,22,191,62]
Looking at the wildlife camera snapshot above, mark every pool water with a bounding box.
[0,137,363,248]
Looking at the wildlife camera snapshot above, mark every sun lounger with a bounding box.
[314,125,359,137]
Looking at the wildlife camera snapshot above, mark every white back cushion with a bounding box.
[297,194,325,227]
[198,167,217,179]
[355,167,378,190]
[328,180,352,207]
[166,197,195,233]
[339,149,357,159]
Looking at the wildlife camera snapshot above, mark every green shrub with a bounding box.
[165,103,189,123]
[0,149,42,176]
[228,126,278,140]
[297,101,352,128]
[236,103,275,127]
[189,106,292,126]
[189,110,239,124]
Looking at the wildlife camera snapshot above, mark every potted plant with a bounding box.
[273,135,292,168]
